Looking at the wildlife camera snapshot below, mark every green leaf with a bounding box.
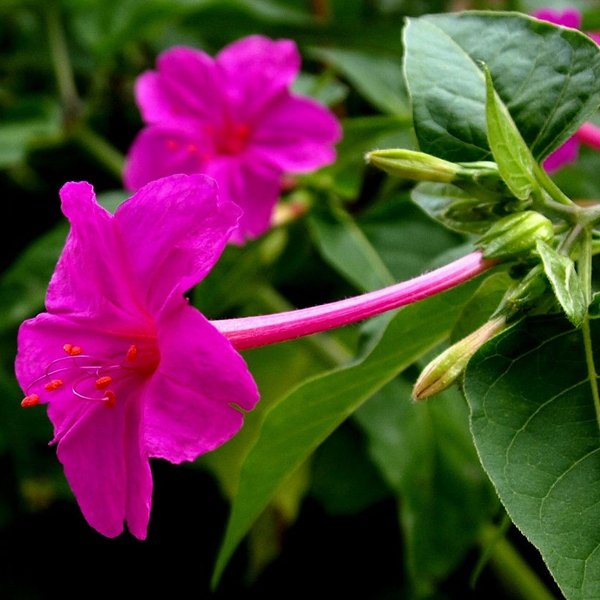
[309,422,391,515]
[0,224,67,334]
[97,189,130,214]
[308,200,396,292]
[411,182,502,235]
[589,292,600,319]
[483,63,539,201]
[537,239,588,327]
[317,115,412,198]
[293,72,349,107]
[451,271,513,342]
[211,278,480,588]
[464,315,600,600]
[355,377,498,597]
[199,338,329,499]
[0,107,61,168]
[403,11,600,163]
[308,47,409,116]
[359,194,465,282]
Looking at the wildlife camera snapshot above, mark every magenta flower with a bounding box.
[123,35,342,244]
[15,174,259,539]
[532,7,600,172]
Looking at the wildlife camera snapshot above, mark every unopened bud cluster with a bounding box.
[367,147,565,401]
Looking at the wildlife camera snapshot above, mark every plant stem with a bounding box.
[69,124,126,181]
[581,316,600,436]
[578,226,593,307]
[212,251,495,350]
[533,164,580,223]
[478,522,559,600]
[46,0,80,123]
[46,0,126,182]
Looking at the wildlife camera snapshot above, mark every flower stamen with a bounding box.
[21,394,40,408]
[103,391,117,409]
[126,344,138,362]
[63,344,82,356]
[95,376,113,390]
[44,379,64,391]
[22,342,159,410]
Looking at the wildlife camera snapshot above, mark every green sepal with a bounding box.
[483,63,541,202]
[536,239,588,327]
[476,211,554,260]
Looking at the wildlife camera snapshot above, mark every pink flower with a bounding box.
[15,174,259,539]
[123,35,342,244]
[532,7,600,172]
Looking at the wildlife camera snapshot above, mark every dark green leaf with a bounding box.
[450,270,512,342]
[465,315,600,600]
[308,200,395,292]
[0,225,67,334]
[404,12,600,162]
[308,47,409,116]
[212,278,480,588]
[0,104,61,168]
[356,377,498,597]
[317,115,412,198]
[411,182,502,234]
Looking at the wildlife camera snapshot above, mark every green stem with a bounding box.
[579,203,600,228]
[578,226,593,307]
[581,316,600,437]
[557,222,584,256]
[478,522,559,600]
[534,163,576,207]
[69,124,126,181]
[46,0,80,123]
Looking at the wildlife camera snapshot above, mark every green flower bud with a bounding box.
[366,149,462,183]
[476,211,554,260]
[413,317,507,401]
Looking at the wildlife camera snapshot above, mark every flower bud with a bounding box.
[476,211,554,260]
[366,149,462,183]
[413,316,507,401]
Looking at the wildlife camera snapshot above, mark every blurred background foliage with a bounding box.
[2,0,600,598]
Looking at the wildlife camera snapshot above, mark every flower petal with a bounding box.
[48,182,145,320]
[205,157,282,243]
[123,126,212,191]
[251,94,341,172]
[124,394,153,540]
[135,46,226,125]
[16,311,157,461]
[531,8,581,29]
[143,303,259,463]
[542,138,579,172]
[54,391,149,538]
[217,35,300,121]
[116,174,242,310]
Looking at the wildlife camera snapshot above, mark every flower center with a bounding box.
[21,342,160,410]
[217,123,251,155]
